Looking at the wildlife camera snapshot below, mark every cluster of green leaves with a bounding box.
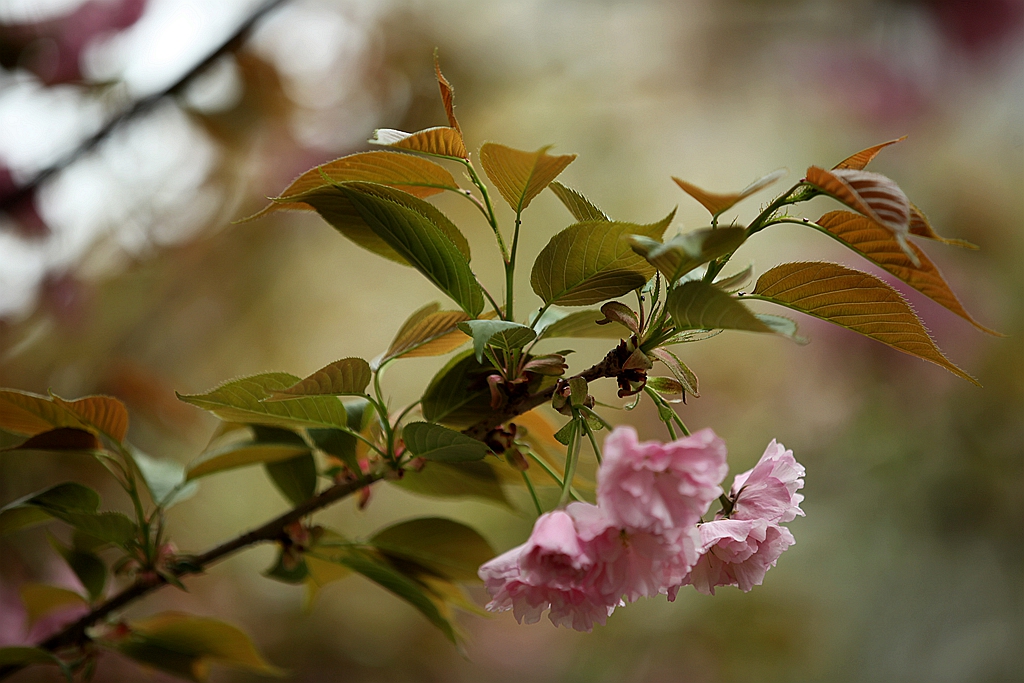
[0,56,997,683]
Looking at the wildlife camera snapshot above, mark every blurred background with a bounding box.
[0,0,1021,681]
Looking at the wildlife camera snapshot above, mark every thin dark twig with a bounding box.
[0,472,381,681]
[0,0,290,216]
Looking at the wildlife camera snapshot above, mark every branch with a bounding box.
[0,471,383,681]
[461,348,622,440]
[0,0,290,217]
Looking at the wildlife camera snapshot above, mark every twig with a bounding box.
[0,0,290,216]
[0,471,382,680]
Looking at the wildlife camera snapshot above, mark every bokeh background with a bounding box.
[1,0,1022,681]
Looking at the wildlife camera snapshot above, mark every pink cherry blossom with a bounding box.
[478,509,619,632]
[685,519,795,595]
[730,439,805,524]
[597,426,728,534]
[567,502,698,604]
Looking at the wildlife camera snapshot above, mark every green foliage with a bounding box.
[265,358,371,401]
[531,212,674,306]
[394,460,510,506]
[457,320,536,363]
[421,351,493,428]
[369,517,495,582]
[0,647,71,681]
[548,181,609,222]
[402,422,490,462]
[131,448,197,508]
[534,308,629,340]
[19,583,88,626]
[177,373,349,431]
[49,536,106,600]
[112,612,284,682]
[666,280,771,334]
[0,482,133,546]
[630,227,747,283]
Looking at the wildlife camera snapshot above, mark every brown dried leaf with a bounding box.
[672,169,786,217]
[814,211,999,335]
[370,127,468,160]
[434,52,461,134]
[832,136,907,171]
[383,304,471,363]
[479,143,576,213]
[751,261,978,384]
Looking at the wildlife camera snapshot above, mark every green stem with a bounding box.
[521,471,543,516]
[579,416,603,465]
[478,281,504,318]
[505,211,523,321]
[580,405,613,431]
[462,160,508,263]
[746,182,806,237]
[523,447,583,502]
[558,417,583,507]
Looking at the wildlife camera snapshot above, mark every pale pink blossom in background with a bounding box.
[730,439,805,524]
[686,519,796,595]
[597,427,727,534]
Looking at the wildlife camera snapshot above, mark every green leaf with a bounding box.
[457,320,536,363]
[177,373,349,432]
[479,143,576,213]
[629,227,747,283]
[0,482,99,536]
[307,429,359,472]
[535,308,629,340]
[265,453,317,506]
[115,612,284,681]
[548,181,609,222]
[0,647,72,681]
[647,376,685,400]
[186,426,310,481]
[666,280,772,333]
[309,184,483,316]
[19,583,88,627]
[54,511,136,547]
[531,212,675,306]
[756,313,808,345]
[369,126,468,160]
[749,261,978,384]
[49,536,106,601]
[264,553,308,584]
[420,351,493,428]
[569,377,588,408]
[553,420,575,446]
[648,348,699,397]
[394,460,509,506]
[381,303,470,364]
[370,518,495,582]
[249,150,460,220]
[338,549,458,644]
[131,449,197,508]
[264,358,371,401]
[402,422,490,462]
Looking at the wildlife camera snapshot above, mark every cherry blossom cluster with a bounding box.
[478,426,805,630]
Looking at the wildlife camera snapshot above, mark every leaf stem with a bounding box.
[558,416,583,508]
[522,447,583,502]
[521,471,543,516]
[579,416,603,465]
[506,212,523,321]
[461,160,508,263]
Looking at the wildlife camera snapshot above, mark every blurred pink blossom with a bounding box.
[597,426,727,534]
[730,439,805,524]
[685,519,795,595]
